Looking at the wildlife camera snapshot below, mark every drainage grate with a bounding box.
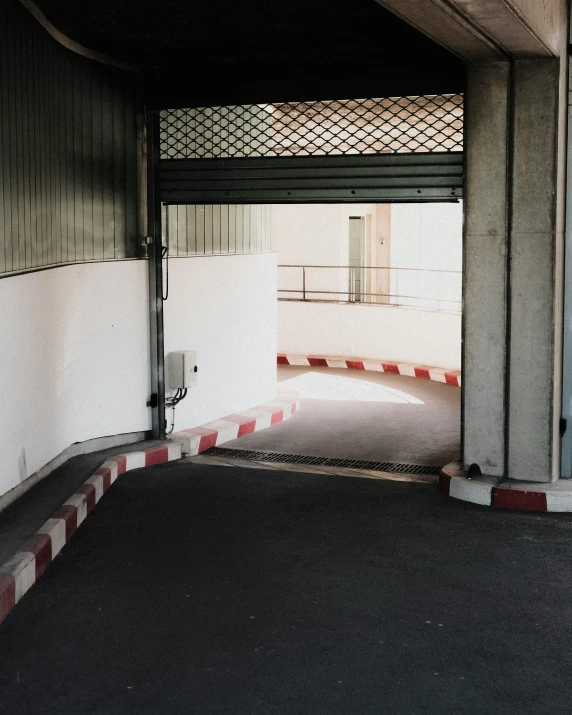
[206,448,441,476]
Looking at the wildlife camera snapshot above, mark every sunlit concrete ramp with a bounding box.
[221,366,460,467]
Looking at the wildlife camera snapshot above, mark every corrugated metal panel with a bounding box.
[163,204,272,255]
[0,0,139,276]
[159,153,463,204]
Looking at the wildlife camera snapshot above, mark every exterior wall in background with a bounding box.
[390,202,463,271]
[278,301,461,370]
[273,203,379,300]
[273,203,385,267]
[274,203,462,360]
[0,262,151,500]
[163,253,277,431]
[389,202,463,310]
[273,202,462,303]
[0,0,139,275]
[164,204,272,255]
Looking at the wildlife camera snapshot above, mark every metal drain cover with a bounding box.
[206,448,441,476]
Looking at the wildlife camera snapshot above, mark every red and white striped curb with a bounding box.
[439,463,572,512]
[0,443,181,627]
[278,354,461,387]
[170,391,299,455]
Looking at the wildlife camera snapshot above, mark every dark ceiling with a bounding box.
[33,0,466,108]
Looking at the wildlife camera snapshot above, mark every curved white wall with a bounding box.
[0,253,280,502]
[0,261,151,500]
[164,253,277,432]
[278,301,461,370]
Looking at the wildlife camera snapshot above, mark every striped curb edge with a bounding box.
[0,443,182,627]
[0,390,300,627]
[170,390,299,455]
[278,354,461,387]
[439,462,572,512]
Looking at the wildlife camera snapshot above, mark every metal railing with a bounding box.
[278,264,462,313]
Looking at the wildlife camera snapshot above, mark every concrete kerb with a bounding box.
[170,390,300,455]
[0,391,299,627]
[0,443,182,627]
[439,463,572,512]
[278,354,461,387]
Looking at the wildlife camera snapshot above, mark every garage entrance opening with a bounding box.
[155,92,464,469]
[238,200,461,468]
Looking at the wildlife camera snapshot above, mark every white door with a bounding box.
[349,216,365,302]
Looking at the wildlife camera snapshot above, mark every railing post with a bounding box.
[302,266,306,300]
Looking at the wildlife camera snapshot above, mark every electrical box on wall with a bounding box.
[167,351,197,389]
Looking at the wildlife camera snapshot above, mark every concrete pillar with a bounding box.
[508,58,562,482]
[464,58,565,482]
[463,62,510,477]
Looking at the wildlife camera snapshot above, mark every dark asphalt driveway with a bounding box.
[1,461,572,714]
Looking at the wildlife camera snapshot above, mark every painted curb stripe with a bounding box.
[492,488,547,512]
[0,574,15,623]
[438,473,451,496]
[346,360,365,370]
[278,354,461,386]
[52,505,78,541]
[76,483,97,514]
[0,443,182,627]
[171,392,300,457]
[440,464,562,513]
[225,414,258,437]
[145,446,170,467]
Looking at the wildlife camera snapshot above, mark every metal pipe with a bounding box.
[278,264,462,274]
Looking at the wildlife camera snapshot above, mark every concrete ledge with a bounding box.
[0,391,300,627]
[0,443,181,627]
[439,463,572,512]
[0,431,149,516]
[278,354,461,387]
[170,391,300,455]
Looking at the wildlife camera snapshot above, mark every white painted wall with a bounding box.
[273,203,380,300]
[273,203,462,367]
[0,252,280,501]
[164,253,277,431]
[273,203,379,266]
[0,261,151,500]
[278,301,461,370]
[389,203,463,311]
[390,202,463,271]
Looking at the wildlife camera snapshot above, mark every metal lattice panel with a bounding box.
[160,95,463,160]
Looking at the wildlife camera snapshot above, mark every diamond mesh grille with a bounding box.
[160,95,464,160]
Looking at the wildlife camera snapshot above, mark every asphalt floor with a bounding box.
[224,366,461,466]
[0,439,163,567]
[2,459,572,714]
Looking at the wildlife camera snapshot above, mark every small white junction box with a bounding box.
[167,351,197,389]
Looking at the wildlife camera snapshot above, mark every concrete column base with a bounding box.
[440,463,572,512]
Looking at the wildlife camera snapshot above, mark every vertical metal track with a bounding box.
[146,109,166,439]
[560,25,572,477]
